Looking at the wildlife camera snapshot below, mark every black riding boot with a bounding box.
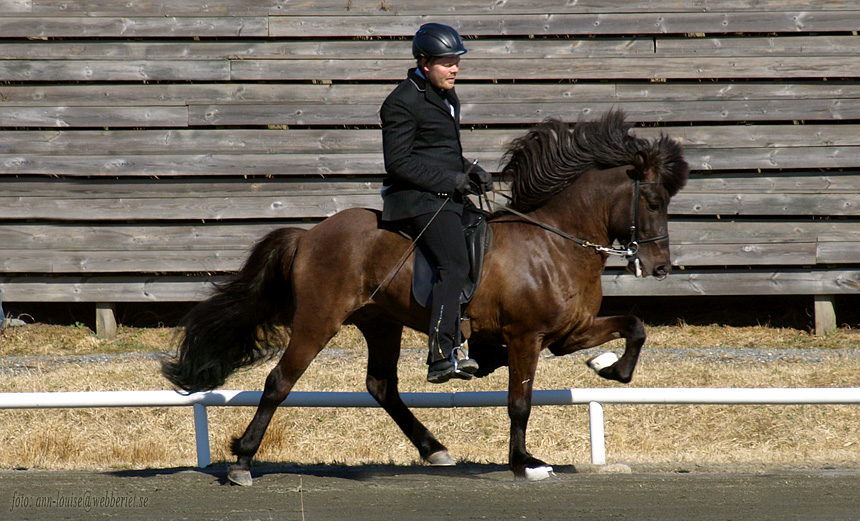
[426,305,478,384]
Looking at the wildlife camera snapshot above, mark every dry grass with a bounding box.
[1,324,859,470]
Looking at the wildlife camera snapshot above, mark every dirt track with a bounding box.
[3,464,859,521]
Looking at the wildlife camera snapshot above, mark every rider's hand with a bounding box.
[468,169,493,193]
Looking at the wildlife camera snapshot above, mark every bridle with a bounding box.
[487,175,668,277]
[624,177,669,277]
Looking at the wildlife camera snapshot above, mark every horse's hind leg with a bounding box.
[356,317,454,466]
[227,320,340,486]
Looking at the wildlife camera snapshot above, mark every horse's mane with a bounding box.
[501,110,689,212]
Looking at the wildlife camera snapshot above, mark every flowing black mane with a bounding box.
[501,110,689,212]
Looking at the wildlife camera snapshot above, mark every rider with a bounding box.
[380,23,493,384]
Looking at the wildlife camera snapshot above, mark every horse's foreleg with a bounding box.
[228,324,335,486]
[507,340,552,480]
[358,319,453,465]
[559,315,646,384]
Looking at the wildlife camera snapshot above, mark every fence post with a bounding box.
[588,401,606,465]
[193,403,211,468]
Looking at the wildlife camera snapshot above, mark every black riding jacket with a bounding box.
[380,68,486,221]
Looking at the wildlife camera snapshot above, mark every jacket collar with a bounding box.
[407,68,459,120]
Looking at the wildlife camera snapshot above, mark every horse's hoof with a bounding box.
[524,465,555,481]
[227,467,253,486]
[426,450,456,466]
[587,352,619,374]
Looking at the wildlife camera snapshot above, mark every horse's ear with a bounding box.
[627,151,648,180]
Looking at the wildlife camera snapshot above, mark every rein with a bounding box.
[482,176,668,266]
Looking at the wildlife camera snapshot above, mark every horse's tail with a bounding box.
[161,227,306,393]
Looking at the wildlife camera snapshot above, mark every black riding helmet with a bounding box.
[412,23,467,59]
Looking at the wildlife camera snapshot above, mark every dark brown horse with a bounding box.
[162,110,689,485]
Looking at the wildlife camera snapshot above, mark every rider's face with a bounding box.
[422,56,460,91]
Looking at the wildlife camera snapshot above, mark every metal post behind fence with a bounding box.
[193,403,211,468]
[588,401,606,465]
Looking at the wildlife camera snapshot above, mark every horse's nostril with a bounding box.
[654,265,669,279]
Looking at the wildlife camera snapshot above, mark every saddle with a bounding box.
[412,202,493,309]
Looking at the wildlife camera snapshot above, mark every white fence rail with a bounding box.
[2,388,859,468]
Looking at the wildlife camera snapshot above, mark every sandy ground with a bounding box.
[2,464,859,521]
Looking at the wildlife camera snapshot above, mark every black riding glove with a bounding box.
[468,169,494,194]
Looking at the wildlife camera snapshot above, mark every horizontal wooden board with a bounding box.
[670,193,860,216]
[0,106,189,128]
[1,243,830,273]
[0,276,223,302]
[656,35,860,57]
[0,243,838,273]
[2,144,859,176]
[2,125,859,155]
[6,220,857,251]
[6,56,858,83]
[0,38,656,60]
[3,268,859,302]
[5,36,860,61]
[229,56,860,81]
[23,0,860,15]
[602,268,860,296]
[24,0,860,15]
[0,15,268,37]
[2,82,857,108]
[268,13,860,37]
[0,60,230,81]
[0,0,30,12]
[2,98,857,129]
[183,99,860,128]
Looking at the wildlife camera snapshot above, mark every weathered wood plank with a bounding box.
[3,268,859,303]
[0,60,230,81]
[2,82,856,108]
[0,195,382,220]
[3,220,857,251]
[0,241,834,273]
[230,56,860,81]
[0,16,268,37]
[684,147,860,171]
[670,193,860,216]
[0,276,224,302]
[0,0,31,12]
[681,173,860,193]
[602,242,818,268]
[2,125,859,155]
[0,129,390,154]
[269,13,860,37]
[0,249,251,273]
[0,38,655,60]
[2,98,857,129]
[185,99,860,127]
[28,0,860,15]
[817,242,860,264]
[2,145,858,177]
[604,268,860,296]
[0,107,188,128]
[0,153,388,176]
[656,35,860,57]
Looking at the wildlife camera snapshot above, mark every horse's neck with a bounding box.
[531,171,617,245]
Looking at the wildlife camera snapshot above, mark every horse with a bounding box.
[162,110,689,485]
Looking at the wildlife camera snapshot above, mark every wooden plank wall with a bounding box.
[1,0,858,334]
